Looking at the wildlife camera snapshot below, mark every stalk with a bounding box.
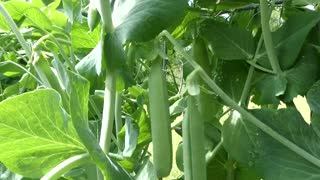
[259,0,282,74]
[41,154,90,180]
[0,3,32,58]
[160,30,320,168]
[239,35,264,106]
[99,70,117,152]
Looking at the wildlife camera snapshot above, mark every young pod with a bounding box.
[148,56,172,177]
[183,96,207,180]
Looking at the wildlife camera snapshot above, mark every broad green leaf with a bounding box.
[113,0,188,44]
[23,7,53,30]
[215,61,247,102]
[123,117,139,157]
[252,75,287,105]
[201,20,255,60]
[257,11,320,69]
[0,89,84,178]
[71,22,100,50]
[223,108,320,180]
[282,45,320,102]
[0,1,34,30]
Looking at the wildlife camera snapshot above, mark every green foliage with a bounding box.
[0,0,320,179]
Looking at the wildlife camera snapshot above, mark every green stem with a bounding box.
[115,92,124,151]
[97,0,114,32]
[239,35,264,106]
[260,0,282,74]
[205,140,223,164]
[0,3,32,58]
[160,30,320,169]
[99,71,117,152]
[245,60,275,74]
[6,61,42,84]
[41,154,91,180]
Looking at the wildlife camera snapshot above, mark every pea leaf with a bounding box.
[0,89,85,178]
[201,20,255,60]
[256,11,320,69]
[215,61,247,103]
[282,45,320,102]
[252,75,287,105]
[223,108,320,180]
[113,0,188,44]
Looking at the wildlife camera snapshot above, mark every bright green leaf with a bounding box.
[0,89,84,178]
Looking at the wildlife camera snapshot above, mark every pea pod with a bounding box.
[193,36,222,124]
[148,56,172,178]
[183,96,207,180]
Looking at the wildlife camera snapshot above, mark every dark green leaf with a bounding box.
[0,89,84,178]
[113,0,188,44]
[257,12,320,69]
[215,61,247,102]
[252,75,287,105]
[201,20,255,60]
[223,108,320,180]
[282,45,320,102]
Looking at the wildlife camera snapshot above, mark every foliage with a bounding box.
[0,0,320,179]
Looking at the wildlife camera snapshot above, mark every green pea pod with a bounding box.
[87,0,100,31]
[192,36,211,74]
[183,96,207,180]
[148,56,172,178]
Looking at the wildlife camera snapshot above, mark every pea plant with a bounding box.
[0,0,320,179]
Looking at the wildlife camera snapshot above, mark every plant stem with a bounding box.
[205,140,223,163]
[115,92,124,151]
[260,0,282,75]
[99,70,117,152]
[239,35,264,106]
[245,60,275,74]
[160,30,320,168]
[0,3,32,59]
[97,0,114,32]
[41,154,91,180]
